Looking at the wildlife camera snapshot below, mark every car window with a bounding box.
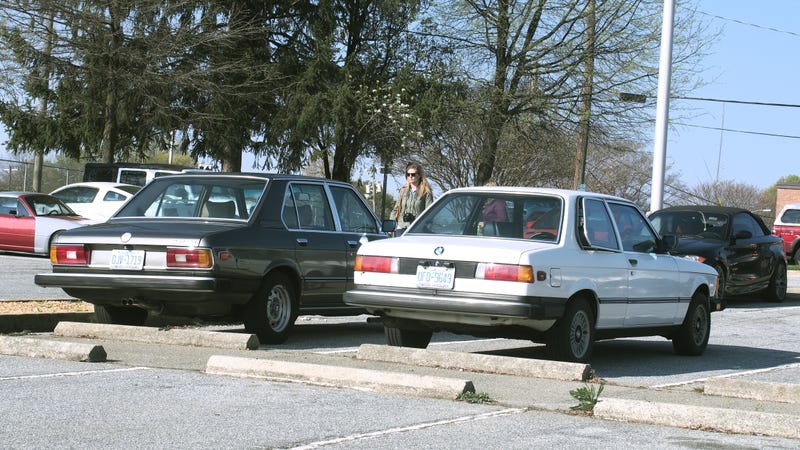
[329,186,378,233]
[608,202,656,253]
[119,169,147,186]
[780,208,800,224]
[102,190,129,202]
[53,186,99,204]
[126,178,267,219]
[25,195,73,216]
[582,198,618,249]
[732,212,764,238]
[411,192,561,240]
[283,183,335,231]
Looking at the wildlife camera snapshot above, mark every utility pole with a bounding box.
[650,0,675,212]
[572,0,595,191]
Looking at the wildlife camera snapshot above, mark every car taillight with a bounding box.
[166,248,213,268]
[355,255,398,273]
[476,263,534,283]
[51,245,89,265]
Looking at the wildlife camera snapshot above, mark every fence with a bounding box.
[0,158,84,193]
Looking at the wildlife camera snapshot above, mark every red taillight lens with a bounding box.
[355,255,398,273]
[51,245,89,265]
[166,248,213,268]
[476,263,534,283]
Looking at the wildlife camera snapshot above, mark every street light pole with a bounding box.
[650,0,675,212]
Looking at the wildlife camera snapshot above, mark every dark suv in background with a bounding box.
[773,202,800,265]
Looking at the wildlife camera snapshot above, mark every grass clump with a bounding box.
[457,391,493,404]
[570,383,604,411]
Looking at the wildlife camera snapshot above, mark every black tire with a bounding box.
[672,291,710,356]
[385,326,432,349]
[764,262,787,303]
[793,249,800,266]
[243,273,298,344]
[94,304,148,326]
[546,297,594,363]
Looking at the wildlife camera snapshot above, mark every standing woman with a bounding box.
[392,161,434,235]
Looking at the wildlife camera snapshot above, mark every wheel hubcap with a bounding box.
[570,311,590,356]
[266,285,291,331]
[692,307,707,345]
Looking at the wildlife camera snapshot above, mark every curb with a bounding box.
[593,397,800,440]
[704,378,800,404]
[205,354,475,399]
[0,312,94,334]
[356,343,593,381]
[53,321,260,350]
[0,335,106,362]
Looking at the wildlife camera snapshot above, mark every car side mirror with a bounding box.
[382,219,397,233]
[660,234,677,252]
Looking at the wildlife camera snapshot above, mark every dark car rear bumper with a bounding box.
[343,286,566,320]
[34,272,257,315]
[35,272,225,292]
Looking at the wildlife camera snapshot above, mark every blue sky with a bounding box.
[665,1,800,189]
[2,1,798,192]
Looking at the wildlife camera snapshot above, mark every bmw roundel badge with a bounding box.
[434,246,444,256]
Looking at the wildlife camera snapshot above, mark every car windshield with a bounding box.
[409,191,563,241]
[649,210,730,239]
[113,176,268,220]
[25,195,77,216]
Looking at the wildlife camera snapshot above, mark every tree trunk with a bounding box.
[32,7,55,192]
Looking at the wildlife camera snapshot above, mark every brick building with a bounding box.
[775,183,800,222]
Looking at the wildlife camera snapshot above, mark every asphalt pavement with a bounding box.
[2,257,800,442]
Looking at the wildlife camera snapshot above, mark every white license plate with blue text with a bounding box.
[416,265,455,289]
[110,249,145,270]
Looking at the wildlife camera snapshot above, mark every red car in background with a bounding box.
[0,192,96,256]
[773,202,800,265]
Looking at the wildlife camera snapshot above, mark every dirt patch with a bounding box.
[0,300,93,315]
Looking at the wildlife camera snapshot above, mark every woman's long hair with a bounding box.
[402,161,433,199]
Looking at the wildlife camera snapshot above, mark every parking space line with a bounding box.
[651,362,800,388]
[284,407,527,450]
[0,366,150,381]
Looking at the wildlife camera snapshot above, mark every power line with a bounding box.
[674,96,800,109]
[675,123,800,140]
[698,11,800,39]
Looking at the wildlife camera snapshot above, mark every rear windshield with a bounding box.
[114,177,267,220]
[409,192,563,242]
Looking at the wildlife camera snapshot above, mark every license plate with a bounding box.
[110,249,145,270]
[416,265,455,289]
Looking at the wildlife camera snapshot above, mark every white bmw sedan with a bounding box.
[344,186,719,362]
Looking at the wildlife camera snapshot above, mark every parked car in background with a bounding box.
[50,182,141,221]
[35,173,391,343]
[649,205,787,305]
[344,187,718,363]
[0,192,97,256]
[772,202,800,265]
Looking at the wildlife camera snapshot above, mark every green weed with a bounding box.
[570,383,604,411]
[457,391,493,404]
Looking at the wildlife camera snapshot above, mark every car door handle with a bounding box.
[296,238,309,247]
[628,259,638,266]
[347,240,359,248]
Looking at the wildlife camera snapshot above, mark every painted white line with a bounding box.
[0,366,150,381]
[651,362,800,389]
[283,407,527,450]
